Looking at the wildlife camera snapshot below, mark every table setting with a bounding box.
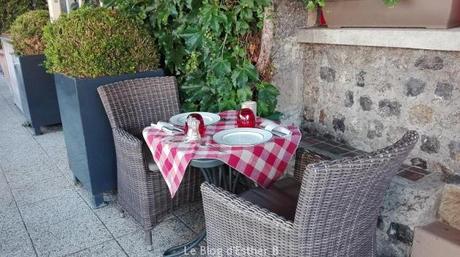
[142,101,302,197]
[142,101,302,256]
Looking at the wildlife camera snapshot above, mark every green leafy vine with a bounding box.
[104,0,280,118]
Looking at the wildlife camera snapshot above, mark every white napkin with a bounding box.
[151,121,184,134]
[260,120,292,137]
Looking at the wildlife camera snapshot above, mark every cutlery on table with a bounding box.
[259,120,292,137]
[151,121,184,134]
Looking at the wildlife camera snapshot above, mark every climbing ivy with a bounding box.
[105,0,280,117]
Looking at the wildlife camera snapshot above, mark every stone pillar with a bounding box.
[377,173,445,257]
[272,0,308,126]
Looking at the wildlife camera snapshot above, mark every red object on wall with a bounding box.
[319,8,327,26]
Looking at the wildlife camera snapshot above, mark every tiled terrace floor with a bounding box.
[0,77,206,257]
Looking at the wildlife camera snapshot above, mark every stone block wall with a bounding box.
[272,0,459,177]
[271,0,307,125]
[378,173,445,257]
[300,45,460,176]
[271,2,460,256]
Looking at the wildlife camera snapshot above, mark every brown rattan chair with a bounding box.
[98,76,202,249]
[201,131,419,256]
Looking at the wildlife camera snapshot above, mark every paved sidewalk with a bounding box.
[0,77,205,257]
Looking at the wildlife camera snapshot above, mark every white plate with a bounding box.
[213,128,273,146]
[169,112,221,126]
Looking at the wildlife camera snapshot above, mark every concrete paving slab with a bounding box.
[0,206,37,257]
[0,172,15,208]
[3,163,61,188]
[116,217,197,257]
[172,201,203,217]
[116,229,166,257]
[66,240,127,257]
[177,207,206,234]
[10,175,73,206]
[27,208,112,257]
[19,190,92,229]
[153,216,198,251]
[93,203,141,238]
[0,150,49,173]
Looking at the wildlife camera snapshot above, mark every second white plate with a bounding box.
[169,112,221,126]
[213,128,273,146]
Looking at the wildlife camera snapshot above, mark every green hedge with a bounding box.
[10,10,49,56]
[0,0,47,34]
[43,7,160,78]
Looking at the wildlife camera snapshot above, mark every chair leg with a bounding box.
[144,229,153,251]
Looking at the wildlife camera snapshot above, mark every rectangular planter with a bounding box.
[16,55,61,135]
[323,0,460,29]
[54,69,164,208]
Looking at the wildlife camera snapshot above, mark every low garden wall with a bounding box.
[272,0,459,256]
[300,45,460,178]
[272,0,459,178]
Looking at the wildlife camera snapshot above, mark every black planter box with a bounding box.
[54,69,164,207]
[16,55,61,134]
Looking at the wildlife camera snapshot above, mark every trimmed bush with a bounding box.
[0,0,47,34]
[43,7,160,78]
[9,10,49,56]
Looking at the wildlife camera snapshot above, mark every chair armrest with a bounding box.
[113,128,143,152]
[201,182,294,250]
[293,147,330,183]
[112,128,145,170]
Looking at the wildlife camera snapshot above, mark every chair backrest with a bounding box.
[293,131,419,257]
[97,76,180,137]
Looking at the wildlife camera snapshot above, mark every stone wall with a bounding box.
[271,2,460,257]
[300,45,460,177]
[378,173,444,257]
[272,0,307,125]
[272,0,460,177]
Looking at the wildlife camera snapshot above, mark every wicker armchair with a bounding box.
[98,76,202,248]
[201,131,419,256]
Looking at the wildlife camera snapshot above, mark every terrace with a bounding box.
[0,1,459,257]
[0,79,206,256]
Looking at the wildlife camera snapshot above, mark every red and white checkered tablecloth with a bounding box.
[142,110,302,197]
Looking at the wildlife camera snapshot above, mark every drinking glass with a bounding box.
[184,113,206,137]
[237,108,256,128]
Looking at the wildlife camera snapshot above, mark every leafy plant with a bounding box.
[0,0,47,34]
[383,0,399,6]
[42,7,160,78]
[105,0,280,117]
[9,10,49,56]
[303,0,399,10]
[303,0,325,10]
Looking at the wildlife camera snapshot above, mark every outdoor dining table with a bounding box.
[142,110,302,256]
